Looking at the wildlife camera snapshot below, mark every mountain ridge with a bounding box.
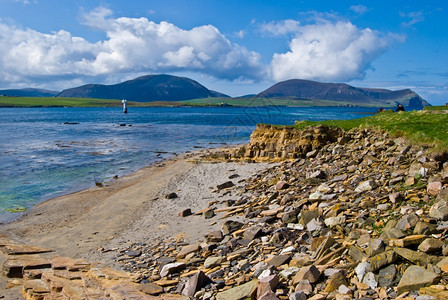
[1,75,430,108]
[256,79,430,109]
[0,88,59,97]
[57,74,229,102]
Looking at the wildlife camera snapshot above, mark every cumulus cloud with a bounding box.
[350,5,369,15]
[0,7,264,87]
[260,19,301,36]
[270,21,402,82]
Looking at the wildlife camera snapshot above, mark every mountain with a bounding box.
[0,88,59,97]
[57,74,229,102]
[257,79,430,109]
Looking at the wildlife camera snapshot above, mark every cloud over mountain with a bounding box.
[270,20,403,82]
[0,7,264,86]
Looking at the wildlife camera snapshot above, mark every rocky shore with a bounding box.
[2,125,448,299]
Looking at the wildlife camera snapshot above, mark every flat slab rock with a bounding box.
[0,244,53,255]
[397,266,439,294]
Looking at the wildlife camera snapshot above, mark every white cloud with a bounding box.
[260,19,301,36]
[399,11,425,27]
[0,7,264,87]
[350,5,369,15]
[270,21,402,82]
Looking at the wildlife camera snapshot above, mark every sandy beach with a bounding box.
[0,148,271,265]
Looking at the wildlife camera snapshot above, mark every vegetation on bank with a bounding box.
[1,95,414,108]
[0,96,185,107]
[293,108,448,151]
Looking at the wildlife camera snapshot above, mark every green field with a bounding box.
[0,95,433,108]
[0,96,185,107]
[291,108,448,151]
[182,97,375,107]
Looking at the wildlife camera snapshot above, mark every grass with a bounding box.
[423,105,448,111]
[292,110,448,151]
[181,97,383,107]
[0,96,184,107]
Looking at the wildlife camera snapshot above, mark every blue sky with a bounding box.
[0,0,446,105]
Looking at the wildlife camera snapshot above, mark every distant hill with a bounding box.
[57,74,229,102]
[0,88,59,97]
[257,79,430,109]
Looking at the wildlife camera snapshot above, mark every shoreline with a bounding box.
[0,143,241,225]
[0,145,271,261]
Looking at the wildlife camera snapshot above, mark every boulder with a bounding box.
[397,266,439,294]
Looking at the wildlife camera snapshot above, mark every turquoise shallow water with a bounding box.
[0,106,376,222]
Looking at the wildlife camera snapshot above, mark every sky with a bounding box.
[0,0,447,105]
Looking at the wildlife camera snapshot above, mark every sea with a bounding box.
[0,106,376,222]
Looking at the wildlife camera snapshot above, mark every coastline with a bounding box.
[0,146,272,262]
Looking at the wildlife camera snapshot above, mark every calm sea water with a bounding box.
[0,106,376,222]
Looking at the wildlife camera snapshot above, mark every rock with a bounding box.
[125,250,141,257]
[323,271,347,293]
[362,272,377,289]
[355,262,371,281]
[397,266,439,294]
[282,210,299,224]
[295,279,313,293]
[165,192,178,199]
[380,228,405,241]
[182,271,212,297]
[217,181,234,190]
[324,216,346,228]
[389,235,426,247]
[178,208,192,217]
[138,282,163,295]
[204,256,224,269]
[257,275,279,299]
[279,267,300,280]
[289,291,307,300]
[222,220,244,235]
[418,238,444,253]
[267,254,291,267]
[292,265,321,285]
[176,243,200,259]
[243,226,263,241]
[276,181,290,190]
[203,209,215,219]
[366,239,385,257]
[206,230,223,242]
[413,221,438,235]
[258,291,280,300]
[309,191,324,200]
[393,247,441,267]
[216,280,257,300]
[3,255,51,278]
[427,182,442,196]
[1,244,53,255]
[160,262,186,277]
[367,251,397,272]
[378,264,397,287]
[355,180,377,193]
[338,285,352,295]
[306,218,323,232]
[395,213,419,231]
[309,170,326,179]
[436,257,448,271]
[429,199,448,220]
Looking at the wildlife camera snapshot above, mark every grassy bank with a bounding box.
[0,96,397,108]
[293,108,448,151]
[0,96,184,107]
